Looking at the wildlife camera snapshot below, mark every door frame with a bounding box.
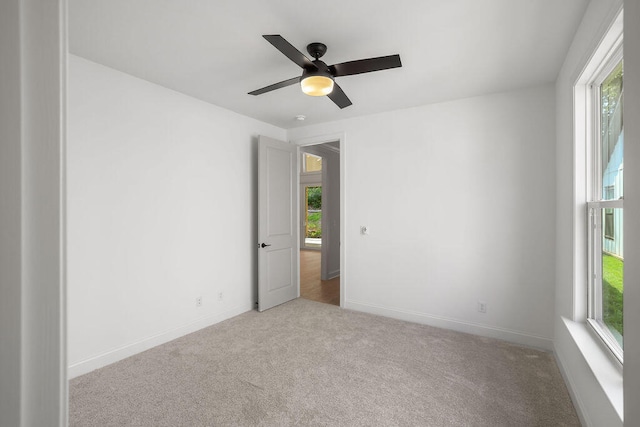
[292,132,346,308]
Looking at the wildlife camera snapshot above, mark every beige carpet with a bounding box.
[69,299,579,426]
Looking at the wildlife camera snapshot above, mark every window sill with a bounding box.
[562,316,623,421]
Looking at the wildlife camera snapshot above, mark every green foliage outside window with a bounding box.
[306,186,322,239]
[602,253,623,339]
[307,186,322,210]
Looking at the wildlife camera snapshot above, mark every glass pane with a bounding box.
[600,60,623,200]
[601,208,623,347]
[304,153,322,172]
[304,186,321,248]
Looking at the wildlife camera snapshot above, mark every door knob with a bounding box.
[260,243,271,248]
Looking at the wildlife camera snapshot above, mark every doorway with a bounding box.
[298,142,340,306]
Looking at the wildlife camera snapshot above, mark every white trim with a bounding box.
[300,171,322,182]
[320,144,340,154]
[68,303,252,379]
[554,346,590,427]
[345,299,554,351]
[587,199,624,209]
[294,132,345,148]
[587,319,623,363]
[59,0,69,422]
[327,269,340,280]
[570,4,624,85]
[560,317,623,421]
[573,83,589,321]
[592,41,624,90]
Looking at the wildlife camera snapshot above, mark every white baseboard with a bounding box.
[68,302,253,379]
[554,344,590,427]
[344,299,554,351]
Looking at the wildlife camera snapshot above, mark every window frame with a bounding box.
[301,152,322,174]
[585,41,624,363]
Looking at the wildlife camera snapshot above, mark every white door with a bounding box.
[258,135,299,311]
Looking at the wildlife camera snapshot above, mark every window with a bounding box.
[586,44,624,361]
[303,153,322,173]
[303,185,322,249]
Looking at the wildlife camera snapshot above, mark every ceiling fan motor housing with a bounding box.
[307,42,327,59]
[302,60,332,79]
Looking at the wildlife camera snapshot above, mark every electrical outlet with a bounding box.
[218,292,223,301]
[478,301,487,313]
[196,296,202,307]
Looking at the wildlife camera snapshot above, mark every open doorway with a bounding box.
[299,142,340,306]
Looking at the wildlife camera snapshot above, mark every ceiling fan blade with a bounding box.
[263,35,318,70]
[248,76,300,96]
[327,82,352,109]
[329,54,402,77]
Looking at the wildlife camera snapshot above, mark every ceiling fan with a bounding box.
[248,35,402,109]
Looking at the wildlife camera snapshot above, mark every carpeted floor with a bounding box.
[69,299,579,426]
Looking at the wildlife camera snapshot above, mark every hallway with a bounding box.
[300,250,340,306]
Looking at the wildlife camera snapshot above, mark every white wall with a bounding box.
[288,84,557,349]
[624,0,640,423]
[0,0,67,425]
[67,55,286,377]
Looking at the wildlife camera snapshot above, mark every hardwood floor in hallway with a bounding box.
[300,249,340,306]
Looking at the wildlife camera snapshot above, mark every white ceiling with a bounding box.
[69,0,589,129]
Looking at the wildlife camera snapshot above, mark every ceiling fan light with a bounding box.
[301,75,334,96]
